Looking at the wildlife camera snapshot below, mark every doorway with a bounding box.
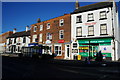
[65,44,70,59]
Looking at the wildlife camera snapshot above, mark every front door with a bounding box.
[65,44,70,59]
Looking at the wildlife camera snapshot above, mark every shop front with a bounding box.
[78,38,113,61]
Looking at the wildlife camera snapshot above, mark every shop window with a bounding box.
[40,25,43,31]
[59,30,64,39]
[100,11,107,20]
[76,27,82,37]
[54,46,62,56]
[59,19,64,26]
[100,24,107,35]
[88,25,94,36]
[73,43,77,48]
[76,15,82,23]
[46,33,52,40]
[87,13,94,21]
[47,23,50,29]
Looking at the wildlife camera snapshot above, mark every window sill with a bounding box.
[76,21,82,23]
[88,35,94,36]
[87,20,94,22]
[99,18,107,20]
[76,36,82,37]
[100,34,108,35]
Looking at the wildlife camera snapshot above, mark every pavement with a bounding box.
[2,56,120,80]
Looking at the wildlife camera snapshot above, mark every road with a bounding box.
[2,56,120,80]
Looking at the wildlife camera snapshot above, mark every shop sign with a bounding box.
[79,47,89,49]
[58,40,64,43]
[85,22,96,25]
[72,49,78,53]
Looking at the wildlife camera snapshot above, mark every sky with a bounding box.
[2,1,120,34]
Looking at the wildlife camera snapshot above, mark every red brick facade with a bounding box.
[30,14,71,59]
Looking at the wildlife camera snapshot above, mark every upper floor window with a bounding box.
[59,30,64,39]
[46,33,52,40]
[32,35,37,42]
[39,34,42,42]
[47,23,50,29]
[76,27,82,36]
[88,25,94,36]
[100,24,107,35]
[76,15,82,23]
[34,26,37,32]
[59,19,64,26]
[40,25,43,31]
[73,43,77,48]
[100,11,107,20]
[23,37,26,43]
[88,13,94,21]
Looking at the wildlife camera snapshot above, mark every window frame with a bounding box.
[54,45,62,56]
[59,30,64,39]
[76,27,82,37]
[76,15,82,23]
[59,19,64,26]
[99,11,107,20]
[23,37,26,43]
[87,13,94,22]
[88,25,94,36]
[46,33,52,40]
[47,23,50,29]
[34,26,37,32]
[100,24,107,35]
[39,33,42,42]
[40,25,43,31]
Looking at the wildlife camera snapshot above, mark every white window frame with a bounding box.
[100,11,107,19]
[76,27,82,36]
[40,25,43,31]
[39,33,42,42]
[76,15,82,23]
[34,26,37,32]
[32,35,37,42]
[46,33,52,40]
[88,13,94,21]
[59,30,64,39]
[59,19,64,26]
[47,23,50,29]
[88,25,94,36]
[100,24,107,35]
[54,44,62,56]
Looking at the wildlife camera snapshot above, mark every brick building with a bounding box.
[30,14,71,59]
[0,31,13,53]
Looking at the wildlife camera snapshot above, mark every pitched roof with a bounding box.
[7,30,30,38]
[71,2,113,14]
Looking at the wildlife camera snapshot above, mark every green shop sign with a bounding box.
[78,38,112,44]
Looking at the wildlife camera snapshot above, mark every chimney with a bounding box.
[26,25,29,31]
[75,0,79,9]
[37,18,41,23]
[13,28,16,33]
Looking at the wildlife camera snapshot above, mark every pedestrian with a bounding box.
[95,50,103,62]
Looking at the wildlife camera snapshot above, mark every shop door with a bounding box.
[89,46,98,57]
[65,44,70,59]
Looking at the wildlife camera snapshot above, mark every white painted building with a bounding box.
[71,0,120,61]
[6,27,30,54]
